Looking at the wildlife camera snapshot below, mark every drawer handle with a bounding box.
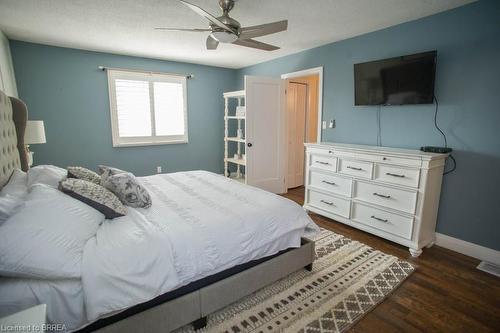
[386,172,405,178]
[328,150,334,154]
[347,166,363,171]
[373,192,391,199]
[315,161,330,165]
[320,199,335,206]
[371,215,389,223]
[321,180,336,186]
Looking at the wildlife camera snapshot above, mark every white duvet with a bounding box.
[1,170,319,331]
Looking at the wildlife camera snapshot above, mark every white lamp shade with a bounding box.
[25,120,46,144]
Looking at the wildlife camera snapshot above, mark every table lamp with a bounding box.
[24,120,46,167]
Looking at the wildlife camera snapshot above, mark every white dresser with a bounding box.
[304,143,448,257]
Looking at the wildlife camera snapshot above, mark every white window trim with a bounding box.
[107,69,188,147]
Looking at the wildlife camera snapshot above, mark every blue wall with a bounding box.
[10,42,237,176]
[237,0,500,250]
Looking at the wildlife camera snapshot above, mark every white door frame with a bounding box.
[281,66,323,143]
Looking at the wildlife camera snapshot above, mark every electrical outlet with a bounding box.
[156,166,162,174]
[329,119,336,128]
[322,121,327,129]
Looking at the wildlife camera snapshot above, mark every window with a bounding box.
[107,69,188,147]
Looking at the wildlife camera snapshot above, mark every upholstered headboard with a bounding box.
[0,90,29,188]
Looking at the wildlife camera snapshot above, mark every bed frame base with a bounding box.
[94,237,315,333]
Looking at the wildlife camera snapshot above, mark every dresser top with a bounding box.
[305,142,448,160]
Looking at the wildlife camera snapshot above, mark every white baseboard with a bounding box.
[435,233,500,266]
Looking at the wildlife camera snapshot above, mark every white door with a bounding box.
[245,75,286,193]
[287,82,307,189]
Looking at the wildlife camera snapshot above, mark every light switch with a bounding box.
[322,121,327,129]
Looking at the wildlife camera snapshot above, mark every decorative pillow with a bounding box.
[0,184,104,279]
[59,179,127,219]
[97,165,127,181]
[67,166,101,184]
[101,172,152,208]
[27,165,67,189]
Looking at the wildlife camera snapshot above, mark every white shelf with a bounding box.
[224,90,246,181]
[226,157,246,166]
[225,137,245,143]
[228,174,246,184]
[225,116,246,120]
[223,90,245,98]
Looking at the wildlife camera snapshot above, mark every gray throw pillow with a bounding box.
[101,172,152,209]
[97,165,127,183]
[67,166,101,184]
[59,178,127,219]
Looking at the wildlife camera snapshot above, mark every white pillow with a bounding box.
[0,169,28,199]
[0,184,105,279]
[0,194,25,224]
[27,165,67,189]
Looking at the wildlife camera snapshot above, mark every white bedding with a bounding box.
[1,170,319,331]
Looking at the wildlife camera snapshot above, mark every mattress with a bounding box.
[1,171,319,332]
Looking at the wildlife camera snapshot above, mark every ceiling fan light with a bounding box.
[211,31,238,43]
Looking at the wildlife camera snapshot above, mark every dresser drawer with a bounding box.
[351,202,414,240]
[309,153,337,172]
[309,171,352,197]
[354,181,417,214]
[356,153,422,167]
[307,190,351,218]
[374,164,420,188]
[338,159,373,179]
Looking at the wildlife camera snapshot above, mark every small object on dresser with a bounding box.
[420,146,453,154]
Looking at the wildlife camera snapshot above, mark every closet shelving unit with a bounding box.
[223,90,246,184]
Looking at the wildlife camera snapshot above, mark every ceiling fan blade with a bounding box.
[206,35,219,50]
[233,38,280,51]
[155,27,211,32]
[239,20,288,39]
[179,0,235,33]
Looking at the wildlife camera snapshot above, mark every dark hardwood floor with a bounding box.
[283,186,500,332]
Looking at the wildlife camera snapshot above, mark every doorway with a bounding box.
[285,72,320,190]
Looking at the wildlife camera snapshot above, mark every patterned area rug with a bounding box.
[175,228,414,333]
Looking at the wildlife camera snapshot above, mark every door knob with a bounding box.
[247,143,253,147]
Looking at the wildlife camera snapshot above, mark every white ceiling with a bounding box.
[0,0,474,69]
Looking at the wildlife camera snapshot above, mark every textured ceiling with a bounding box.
[0,0,475,69]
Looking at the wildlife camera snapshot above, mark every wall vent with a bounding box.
[477,261,500,278]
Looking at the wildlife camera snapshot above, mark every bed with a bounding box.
[0,90,319,333]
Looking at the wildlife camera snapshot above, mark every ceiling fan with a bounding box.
[155,0,288,51]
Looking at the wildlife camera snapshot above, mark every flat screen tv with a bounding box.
[354,51,437,106]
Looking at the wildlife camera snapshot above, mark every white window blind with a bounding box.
[107,69,188,147]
